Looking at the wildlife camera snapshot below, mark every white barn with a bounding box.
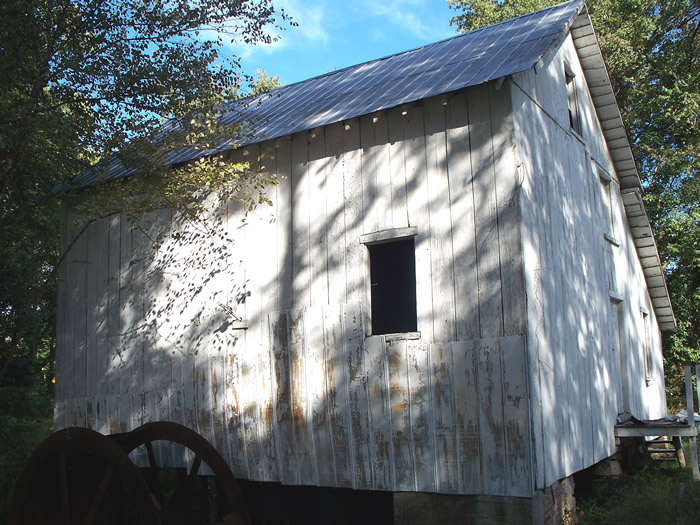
[55,0,675,521]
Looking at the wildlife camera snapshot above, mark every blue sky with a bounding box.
[227,0,459,89]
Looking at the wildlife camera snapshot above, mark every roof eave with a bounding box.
[570,9,677,331]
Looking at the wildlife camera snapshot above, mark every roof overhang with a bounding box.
[569,8,676,331]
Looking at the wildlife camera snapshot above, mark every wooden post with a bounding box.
[684,365,699,480]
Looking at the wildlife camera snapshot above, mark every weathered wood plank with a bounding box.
[469,83,503,338]
[342,118,363,306]
[94,217,110,399]
[270,311,296,484]
[308,130,329,306]
[501,336,532,497]
[324,306,352,486]
[291,133,311,308]
[360,113,380,236]
[119,216,134,396]
[344,303,371,488]
[387,106,409,229]
[55,210,69,411]
[477,338,506,495]
[446,93,480,341]
[107,214,121,397]
[403,103,432,342]
[424,96,456,343]
[325,123,347,307]
[407,342,436,493]
[373,113,393,231]
[451,340,481,493]
[306,306,333,485]
[225,337,249,478]
[70,215,88,400]
[387,339,414,491]
[288,308,312,484]
[276,136,293,312]
[489,82,526,337]
[85,221,98,399]
[430,342,458,493]
[365,335,392,490]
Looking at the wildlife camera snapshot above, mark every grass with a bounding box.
[576,457,700,525]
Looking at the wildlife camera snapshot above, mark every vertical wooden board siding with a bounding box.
[373,113,393,231]
[243,146,274,480]
[468,84,504,339]
[107,394,120,436]
[324,306,353,486]
[69,216,88,400]
[94,217,111,398]
[196,346,214,451]
[308,131,329,306]
[407,342,436,493]
[276,136,293,312]
[387,340,415,491]
[344,303,371,488]
[155,383,171,466]
[61,211,74,406]
[181,350,198,435]
[489,83,526,337]
[130,226,146,395]
[291,133,311,308]
[131,393,148,466]
[118,390,131,432]
[94,396,109,435]
[210,356,227,467]
[72,397,87,428]
[255,166,278,480]
[107,214,121,396]
[288,308,313,484]
[510,80,545,488]
[446,94,480,342]
[305,306,332,485]
[477,338,506,495]
[85,221,98,399]
[118,217,134,396]
[365,335,392,490]
[342,118,363,306]
[86,397,96,431]
[403,104,433,342]
[269,311,296,484]
[387,106,409,230]
[360,114,380,235]
[424,97,456,343]
[430,342,458,493]
[225,338,249,478]
[500,336,532,496]
[54,212,68,410]
[325,123,347,307]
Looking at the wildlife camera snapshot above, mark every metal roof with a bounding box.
[70,0,585,188]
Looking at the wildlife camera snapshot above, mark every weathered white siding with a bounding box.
[511,35,666,490]
[55,83,533,497]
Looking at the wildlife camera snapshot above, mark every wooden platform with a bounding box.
[614,364,700,479]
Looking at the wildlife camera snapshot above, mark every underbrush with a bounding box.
[577,460,700,524]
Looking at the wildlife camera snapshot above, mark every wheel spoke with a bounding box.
[82,458,117,525]
[189,456,202,477]
[144,440,165,505]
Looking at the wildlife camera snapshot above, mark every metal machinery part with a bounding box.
[9,422,250,525]
[8,426,160,525]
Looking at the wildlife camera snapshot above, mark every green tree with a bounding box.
[448,0,700,406]
[0,1,291,514]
